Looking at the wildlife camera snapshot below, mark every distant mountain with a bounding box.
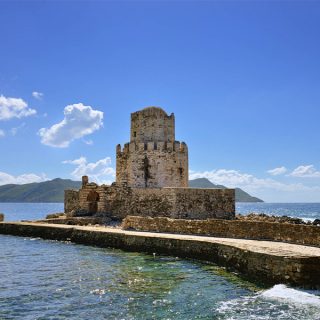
[0,177,263,203]
[0,178,81,203]
[189,178,263,202]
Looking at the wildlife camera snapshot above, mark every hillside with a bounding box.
[0,178,81,203]
[189,178,263,202]
[0,177,263,203]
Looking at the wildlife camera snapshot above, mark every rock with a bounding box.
[236,213,307,225]
[313,219,320,226]
[46,212,65,219]
[0,213,4,222]
[70,209,91,217]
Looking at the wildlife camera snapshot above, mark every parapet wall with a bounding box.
[122,216,320,247]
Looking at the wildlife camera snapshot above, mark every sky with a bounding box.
[0,1,320,202]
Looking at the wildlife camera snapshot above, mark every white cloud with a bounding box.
[63,156,115,184]
[290,165,320,178]
[267,166,287,176]
[0,129,5,137]
[0,95,36,120]
[38,103,103,148]
[0,171,47,186]
[32,91,43,100]
[189,168,320,202]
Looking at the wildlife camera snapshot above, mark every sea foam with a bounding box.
[260,284,320,306]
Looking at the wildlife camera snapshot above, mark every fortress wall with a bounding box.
[116,141,188,188]
[64,190,79,213]
[70,183,234,220]
[108,187,175,219]
[122,216,320,248]
[107,187,235,220]
[172,188,234,219]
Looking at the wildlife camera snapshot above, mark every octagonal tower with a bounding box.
[116,106,188,188]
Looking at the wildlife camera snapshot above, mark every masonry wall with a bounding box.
[116,141,188,188]
[70,184,235,220]
[111,187,235,219]
[130,107,175,143]
[64,190,79,213]
[122,216,320,247]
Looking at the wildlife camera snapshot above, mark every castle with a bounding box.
[64,107,235,220]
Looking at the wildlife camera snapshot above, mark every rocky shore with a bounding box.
[236,213,320,226]
[43,212,320,227]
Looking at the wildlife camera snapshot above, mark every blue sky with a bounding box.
[0,1,320,202]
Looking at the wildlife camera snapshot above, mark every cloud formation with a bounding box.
[0,95,36,120]
[0,129,5,137]
[267,166,287,176]
[32,91,43,100]
[189,168,320,202]
[39,103,103,148]
[0,171,47,186]
[63,156,115,184]
[290,165,320,178]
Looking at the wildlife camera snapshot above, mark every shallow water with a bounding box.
[1,203,320,319]
[1,235,320,320]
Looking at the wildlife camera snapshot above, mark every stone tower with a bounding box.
[116,106,188,188]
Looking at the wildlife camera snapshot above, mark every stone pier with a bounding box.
[1,221,320,288]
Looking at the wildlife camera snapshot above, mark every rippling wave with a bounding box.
[1,235,320,319]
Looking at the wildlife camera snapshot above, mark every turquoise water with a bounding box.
[1,235,320,320]
[1,203,320,319]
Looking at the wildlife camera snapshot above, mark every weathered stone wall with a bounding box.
[122,216,320,247]
[72,183,235,220]
[130,107,175,143]
[116,106,188,188]
[64,190,79,213]
[116,141,188,188]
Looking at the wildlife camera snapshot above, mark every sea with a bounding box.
[1,202,320,320]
